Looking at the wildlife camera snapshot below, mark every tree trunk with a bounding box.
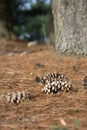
[0,0,13,39]
[0,20,10,39]
[51,0,87,55]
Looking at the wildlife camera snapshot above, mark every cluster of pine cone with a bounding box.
[35,72,72,94]
[5,91,30,104]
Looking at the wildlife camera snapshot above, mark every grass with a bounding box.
[73,119,81,129]
[50,119,81,130]
[50,125,69,130]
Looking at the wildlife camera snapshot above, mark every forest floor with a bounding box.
[0,39,87,130]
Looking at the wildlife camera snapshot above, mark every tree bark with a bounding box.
[51,0,87,55]
[0,0,13,39]
[0,20,9,39]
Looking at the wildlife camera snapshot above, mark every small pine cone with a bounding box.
[5,91,30,104]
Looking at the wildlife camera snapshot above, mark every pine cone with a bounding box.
[35,72,73,94]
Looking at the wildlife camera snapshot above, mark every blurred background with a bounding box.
[0,0,51,42]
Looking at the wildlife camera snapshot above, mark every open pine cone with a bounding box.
[35,72,73,94]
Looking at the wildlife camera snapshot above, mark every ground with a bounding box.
[0,39,87,130]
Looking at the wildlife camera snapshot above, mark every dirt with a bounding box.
[0,39,87,130]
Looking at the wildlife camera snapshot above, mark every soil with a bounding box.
[0,39,87,130]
